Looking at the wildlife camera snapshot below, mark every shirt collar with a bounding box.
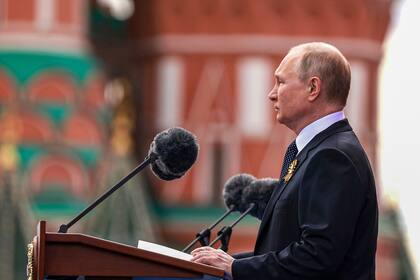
[295,111,345,154]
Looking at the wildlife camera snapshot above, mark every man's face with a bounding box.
[268,53,309,130]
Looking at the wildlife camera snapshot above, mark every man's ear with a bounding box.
[307,77,321,102]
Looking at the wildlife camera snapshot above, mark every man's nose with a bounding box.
[268,88,277,101]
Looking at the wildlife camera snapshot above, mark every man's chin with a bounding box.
[276,114,283,124]
[276,115,291,128]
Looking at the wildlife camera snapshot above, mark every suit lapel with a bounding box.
[255,120,352,250]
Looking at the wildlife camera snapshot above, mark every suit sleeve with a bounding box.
[233,252,254,259]
[232,149,367,279]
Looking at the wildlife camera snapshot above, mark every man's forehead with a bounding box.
[275,53,300,75]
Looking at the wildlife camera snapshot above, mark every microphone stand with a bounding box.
[58,155,155,233]
[182,206,234,253]
[208,203,255,252]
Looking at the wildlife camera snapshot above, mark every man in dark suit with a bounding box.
[191,42,378,280]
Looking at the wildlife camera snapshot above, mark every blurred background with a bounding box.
[0,0,417,279]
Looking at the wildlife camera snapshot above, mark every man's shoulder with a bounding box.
[309,130,369,167]
[306,125,353,148]
[309,130,374,178]
[322,129,362,152]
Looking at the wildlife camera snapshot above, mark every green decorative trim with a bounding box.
[31,187,87,218]
[72,147,101,168]
[36,103,72,127]
[0,50,99,86]
[154,204,259,226]
[17,144,45,170]
[17,144,101,171]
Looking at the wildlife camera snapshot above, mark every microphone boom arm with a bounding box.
[182,206,234,253]
[209,203,255,252]
[58,155,155,233]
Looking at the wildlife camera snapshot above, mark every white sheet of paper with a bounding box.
[137,240,193,261]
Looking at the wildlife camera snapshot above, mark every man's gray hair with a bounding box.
[290,42,351,106]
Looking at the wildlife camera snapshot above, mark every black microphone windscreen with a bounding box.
[148,127,199,180]
[242,178,279,219]
[222,174,256,212]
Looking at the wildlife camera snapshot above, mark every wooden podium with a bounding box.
[27,221,224,280]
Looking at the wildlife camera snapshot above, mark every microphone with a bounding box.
[208,178,278,251]
[58,127,199,233]
[241,178,279,220]
[182,174,256,253]
[222,173,257,212]
[148,127,199,180]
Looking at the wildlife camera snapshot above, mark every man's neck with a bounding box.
[295,111,345,153]
[290,105,344,135]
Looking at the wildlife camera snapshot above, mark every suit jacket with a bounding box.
[232,120,378,280]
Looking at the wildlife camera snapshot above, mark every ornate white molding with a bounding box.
[138,34,384,60]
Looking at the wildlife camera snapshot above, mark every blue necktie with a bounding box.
[280,140,298,180]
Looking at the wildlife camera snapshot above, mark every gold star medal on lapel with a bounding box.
[283,159,298,183]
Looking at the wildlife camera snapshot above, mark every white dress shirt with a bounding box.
[295,111,345,154]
